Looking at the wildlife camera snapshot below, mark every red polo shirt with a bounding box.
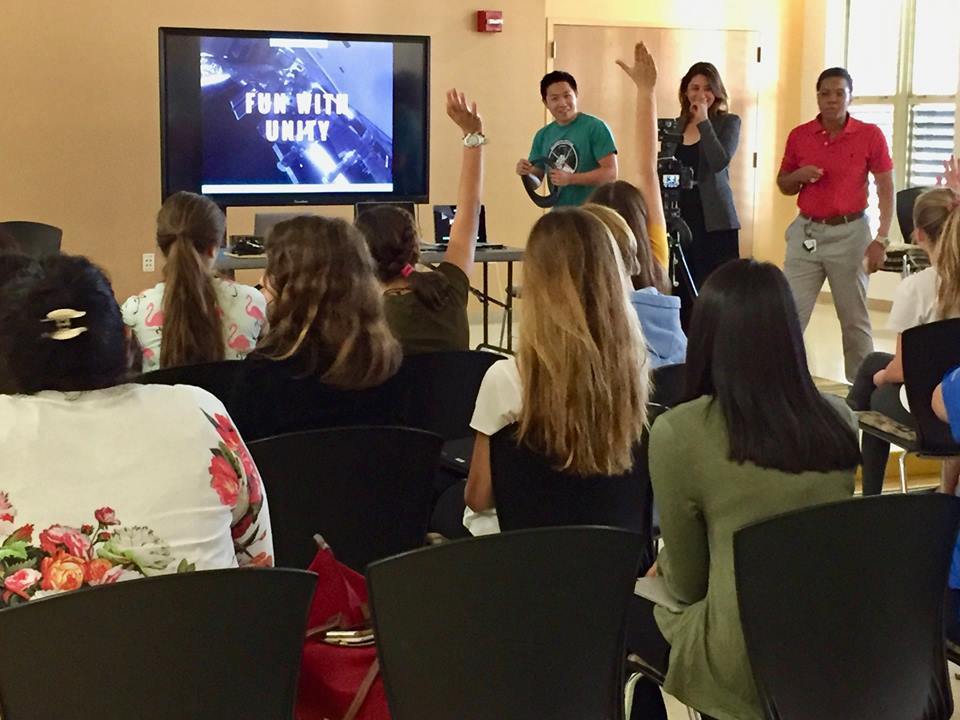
[779,114,893,218]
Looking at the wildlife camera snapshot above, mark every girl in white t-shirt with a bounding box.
[456,207,650,535]
[122,192,265,373]
[849,187,960,494]
[0,254,272,606]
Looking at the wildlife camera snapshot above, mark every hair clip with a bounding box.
[400,263,415,278]
[41,308,88,340]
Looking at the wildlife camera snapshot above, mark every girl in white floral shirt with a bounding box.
[121,191,265,373]
[0,254,272,606]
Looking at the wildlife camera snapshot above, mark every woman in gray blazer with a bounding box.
[674,62,741,295]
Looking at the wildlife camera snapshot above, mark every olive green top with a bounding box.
[651,395,856,720]
[383,262,470,354]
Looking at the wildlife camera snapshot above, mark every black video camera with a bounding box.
[656,118,696,198]
[655,118,694,256]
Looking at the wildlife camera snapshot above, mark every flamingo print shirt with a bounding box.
[121,279,266,373]
[0,384,273,606]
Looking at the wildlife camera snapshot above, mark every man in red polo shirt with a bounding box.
[778,67,894,383]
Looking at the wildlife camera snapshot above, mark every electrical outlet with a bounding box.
[142,253,156,272]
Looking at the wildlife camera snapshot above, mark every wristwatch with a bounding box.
[463,132,487,148]
[874,235,890,248]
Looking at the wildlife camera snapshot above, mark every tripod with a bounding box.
[665,213,698,301]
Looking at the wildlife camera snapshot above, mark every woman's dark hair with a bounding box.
[355,206,451,311]
[0,227,20,255]
[588,181,670,294]
[0,254,127,394]
[683,259,860,473]
[679,61,730,124]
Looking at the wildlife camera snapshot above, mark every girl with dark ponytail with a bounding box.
[355,89,485,354]
[121,192,266,372]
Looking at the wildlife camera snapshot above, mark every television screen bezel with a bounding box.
[159,26,431,208]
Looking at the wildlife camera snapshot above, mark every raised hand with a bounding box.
[446,88,482,136]
[616,41,657,91]
[938,156,960,194]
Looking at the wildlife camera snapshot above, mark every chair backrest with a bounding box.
[896,186,926,241]
[490,423,652,541]
[136,359,246,407]
[0,220,62,258]
[735,494,960,720]
[248,426,442,571]
[367,526,643,720]
[902,318,960,452]
[651,362,686,408]
[0,568,316,720]
[392,350,505,440]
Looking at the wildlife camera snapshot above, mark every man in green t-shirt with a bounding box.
[516,71,619,207]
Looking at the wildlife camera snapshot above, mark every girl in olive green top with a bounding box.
[630,259,860,720]
[356,89,485,355]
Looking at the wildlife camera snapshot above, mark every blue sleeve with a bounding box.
[943,366,960,442]
[591,117,617,159]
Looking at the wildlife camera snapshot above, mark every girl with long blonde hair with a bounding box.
[849,186,960,494]
[121,192,265,372]
[462,207,649,518]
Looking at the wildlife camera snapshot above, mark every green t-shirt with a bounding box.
[383,262,470,354]
[528,112,617,207]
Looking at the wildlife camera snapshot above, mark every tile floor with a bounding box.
[473,297,960,718]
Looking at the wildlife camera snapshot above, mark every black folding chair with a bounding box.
[0,568,316,720]
[136,359,246,405]
[651,362,686,408]
[882,187,930,275]
[248,426,442,571]
[393,349,506,478]
[735,494,960,720]
[0,220,62,258]
[857,319,960,492]
[367,526,643,720]
[393,350,506,440]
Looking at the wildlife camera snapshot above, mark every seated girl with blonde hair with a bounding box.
[457,207,649,535]
[589,42,685,367]
[848,186,960,494]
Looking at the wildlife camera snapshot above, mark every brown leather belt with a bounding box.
[800,211,865,226]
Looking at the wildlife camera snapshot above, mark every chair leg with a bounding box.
[898,451,909,494]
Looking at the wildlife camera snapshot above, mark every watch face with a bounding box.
[464,133,484,147]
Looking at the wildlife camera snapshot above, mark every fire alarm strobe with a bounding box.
[477,10,503,33]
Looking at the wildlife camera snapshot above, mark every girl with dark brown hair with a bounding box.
[355,89,484,354]
[121,192,265,372]
[675,61,741,294]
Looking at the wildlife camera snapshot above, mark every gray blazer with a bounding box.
[679,113,741,232]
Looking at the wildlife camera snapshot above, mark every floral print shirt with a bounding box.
[121,279,266,373]
[0,384,273,606]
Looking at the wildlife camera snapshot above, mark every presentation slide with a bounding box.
[198,36,394,194]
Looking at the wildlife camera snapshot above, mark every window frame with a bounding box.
[844,0,959,238]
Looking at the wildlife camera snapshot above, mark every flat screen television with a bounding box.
[159,27,430,207]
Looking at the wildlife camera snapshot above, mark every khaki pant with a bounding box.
[783,214,874,383]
